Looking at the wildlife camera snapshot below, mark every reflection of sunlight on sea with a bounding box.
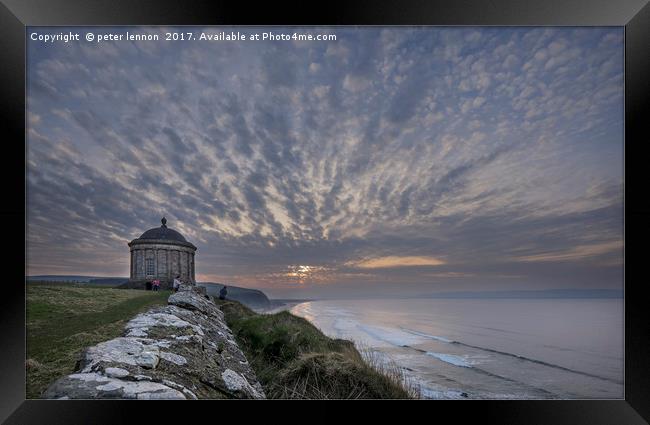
[290,302,314,322]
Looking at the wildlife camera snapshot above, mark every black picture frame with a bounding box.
[2,0,648,423]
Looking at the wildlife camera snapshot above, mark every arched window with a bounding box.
[146,258,154,276]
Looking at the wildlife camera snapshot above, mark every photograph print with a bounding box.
[26,26,624,400]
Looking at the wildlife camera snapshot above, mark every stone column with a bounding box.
[165,249,170,280]
[179,250,184,281]
[143,249,147,277]
[179,250,183,278]
[135,250,140,279]
[186,252,191,283]
[191,253,195,282]
[140,249,146,278]
[154,249,158,279]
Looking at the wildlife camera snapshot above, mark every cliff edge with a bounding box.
[42,285,265,399]
[199,283,271,310]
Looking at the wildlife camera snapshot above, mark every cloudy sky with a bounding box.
[26,27,623,298]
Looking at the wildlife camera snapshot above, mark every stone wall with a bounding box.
[43,286,264,399]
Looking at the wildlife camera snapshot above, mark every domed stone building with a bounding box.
[127,217,197,289]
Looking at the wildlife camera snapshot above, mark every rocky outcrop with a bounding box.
[43,285,265,399]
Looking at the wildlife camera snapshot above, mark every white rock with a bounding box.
[182,388,198,400]
[85,338,160,369]
[125,312,194,337]
[161,378,197,399]
[221,369,263,398]
[137,389,185,400]
[136,351,159,369]
[105,367,129,378]
[168,290,223,319]
[153,340,172,348]
[160,352,187,366]
[125,328,148,337]
[175,335,191,341]
[69,373,110,383]
[96,381,124,392]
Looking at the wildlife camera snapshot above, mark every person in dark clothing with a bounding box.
[219,285,227,300]
[145,281,152,291]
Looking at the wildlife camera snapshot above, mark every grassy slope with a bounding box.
[218,300,418,399]
[26,283,170,398]
[26,284,417,399]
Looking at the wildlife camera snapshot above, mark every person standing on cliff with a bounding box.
[219,285,228,300]
[173,275,181,292]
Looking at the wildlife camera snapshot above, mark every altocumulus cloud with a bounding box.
[26,27,623,296]
[350,256,447,269]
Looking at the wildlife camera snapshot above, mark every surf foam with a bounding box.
[426,352,472,367]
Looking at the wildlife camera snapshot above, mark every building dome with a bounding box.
[131,217,196,249]
[139,223,188,243]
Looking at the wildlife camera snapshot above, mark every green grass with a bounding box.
[26,283,419,399]
[26,283,170,398]
[218,300,419,399]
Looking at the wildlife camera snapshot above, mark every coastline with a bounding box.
[261,299,311,314]
[286,297,624,400]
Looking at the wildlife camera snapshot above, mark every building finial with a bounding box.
[161,217,167,228]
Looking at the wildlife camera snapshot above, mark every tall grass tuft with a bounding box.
[219,299,419,399]
[357,343,422,399]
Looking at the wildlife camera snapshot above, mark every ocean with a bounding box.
[290,298,623,399]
